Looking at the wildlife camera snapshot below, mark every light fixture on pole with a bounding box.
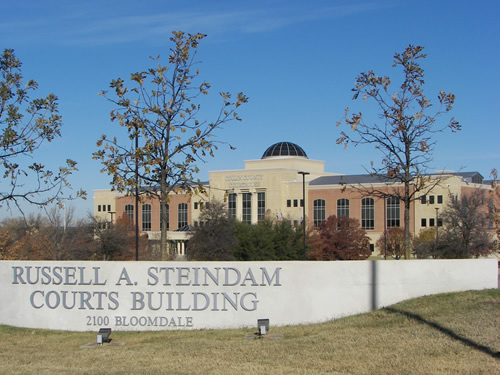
[435,207,439,249]
[297,171,310,260]
[384,197,387,260]
[135,126,139,261]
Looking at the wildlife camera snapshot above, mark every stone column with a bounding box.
[251,190,258,224]
[236,192,243,222]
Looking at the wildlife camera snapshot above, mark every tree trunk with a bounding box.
[404,138,412,259]
[160,197,168,260]
[160,176,169,260]
[404,197,411,259]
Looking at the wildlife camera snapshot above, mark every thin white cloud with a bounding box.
[1,2,386,47]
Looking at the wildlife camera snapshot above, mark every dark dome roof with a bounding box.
[262,142,308,159]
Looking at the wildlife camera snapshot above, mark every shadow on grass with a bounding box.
[384,307,500,360]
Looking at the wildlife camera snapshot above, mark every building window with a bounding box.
[386,197,400,228]
[337,198,350,218]
[258,192,266,222]
[160,204,169,230]
[421,218,427,227]
[178,203,188,228]
[194,202,199,210]
[125,204,134,222]
[437,195,443,204]
[420,196,426,204]
[142,204,151,231]
[361,198,374,230]
[300,199,304,207]
[228,193,236,219]
[313,199,326,227]
[98,205,102,212]
[242,193,252,224]
[293,199,298,207]
[429,195,435,204]
[429,218,435,227]
[287,199,292,207]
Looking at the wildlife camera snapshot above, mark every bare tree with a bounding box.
[438,191,496,258]
[0,49,85,214]
[93,31,247,259]
[337,45,460,258]
[489,168,500,243]
[0,207,91,260]
[376,227,406,260]
[40,205,75,260]
[187,200,237,261]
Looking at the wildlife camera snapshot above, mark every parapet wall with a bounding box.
[0,259,497,331]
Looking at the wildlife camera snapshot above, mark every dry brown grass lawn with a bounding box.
[0,289,498,375]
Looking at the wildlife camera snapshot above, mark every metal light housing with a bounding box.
[257,319,270,336]
[97,328,112,344]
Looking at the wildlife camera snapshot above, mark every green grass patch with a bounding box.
[0,289,498,374]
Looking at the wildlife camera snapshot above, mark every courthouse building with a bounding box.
[93,141,494,256]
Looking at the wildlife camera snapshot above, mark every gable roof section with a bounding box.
[310,174,396,186]
[310,172,486,187]
[453,172,484,184]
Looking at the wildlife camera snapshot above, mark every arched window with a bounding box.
[386,197,400,228]
[337,198,350,218]
[178,203,188,228]
[142,204,151,231]
[361,198,374,230]
[125,204,133,223]
[313,199,326,227]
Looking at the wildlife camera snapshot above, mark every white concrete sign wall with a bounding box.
[0,259,497,331]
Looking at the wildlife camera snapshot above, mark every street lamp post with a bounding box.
[298,171,310,260]
[435,207,439,250]
[135,127,139,261]
[384,197,387,260]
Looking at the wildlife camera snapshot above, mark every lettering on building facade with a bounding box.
[224,175,264,189]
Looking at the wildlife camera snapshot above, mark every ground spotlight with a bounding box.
[97,328,112,345]
[257,319,270,336]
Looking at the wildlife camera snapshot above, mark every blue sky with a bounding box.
[1,0,499,219]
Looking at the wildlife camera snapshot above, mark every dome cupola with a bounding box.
[261,142,308,159]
